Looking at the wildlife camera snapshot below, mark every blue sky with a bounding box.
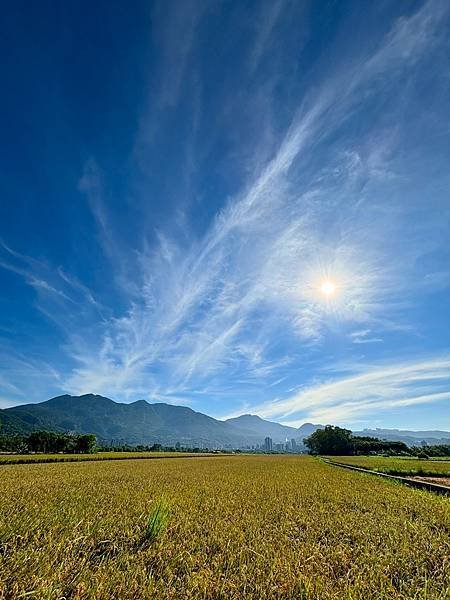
[0,0,449,430]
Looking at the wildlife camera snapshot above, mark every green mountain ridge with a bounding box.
[0,394,314,447]
[1,394,448,447]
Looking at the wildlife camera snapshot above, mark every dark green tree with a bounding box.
[304,425,353,455]
[28,431,62,453]
[73,434,97,454]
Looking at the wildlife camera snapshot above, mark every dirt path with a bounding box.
[413,476,450,488]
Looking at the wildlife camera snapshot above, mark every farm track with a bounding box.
[322,458,450,496]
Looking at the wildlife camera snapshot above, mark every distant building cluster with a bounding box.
[102,436,307,453]
[146,436,306,453]
[261,437,302,453]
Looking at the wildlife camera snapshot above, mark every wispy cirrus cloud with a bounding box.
[247,0,287,74]
[0,241,74,303]
[61,0,450,407]
[349,330,383,345]
[151,0,206,108]
[0,239,103,311]
[0,348,64,406]
[235,356,450,426]
[0,0,448,427]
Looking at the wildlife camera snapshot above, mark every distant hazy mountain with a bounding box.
[226,414,323,441]
[225,414,298,440]
[0,394,447,447]
[297,422,325,437]
[353,428,450,446]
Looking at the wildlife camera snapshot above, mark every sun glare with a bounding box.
[320,280,336,297]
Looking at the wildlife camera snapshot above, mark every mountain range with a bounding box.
[1,394,449,447]
[0,394,322,447]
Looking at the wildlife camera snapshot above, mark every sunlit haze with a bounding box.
[320,281,337,297]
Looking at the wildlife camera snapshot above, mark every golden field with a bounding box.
[0,451,214,465]
[325,455,450,477]
[0,455,449,599]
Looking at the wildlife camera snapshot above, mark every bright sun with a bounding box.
[320,280,336,297]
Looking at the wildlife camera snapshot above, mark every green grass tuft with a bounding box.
[141,498,171,544]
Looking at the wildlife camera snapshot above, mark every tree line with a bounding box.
[0,434,230,455]
[410,444,450,458]
[1,426,448,457]
[0,431,97,454]
[304,425,449,456]
[97,443,226,453]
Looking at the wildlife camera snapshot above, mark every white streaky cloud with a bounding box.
[27,278,75,303]
[350,329,383,344]
[0,349,64,405]
[65,0,448,401]
[0,239,48,269]
[0,242,112,321]
[302,392,450,425]
[1,0,447,412]
[364,0,448,75]
[247,0,287,73]
[350,329,371,340]
[0,258,74,304]
[152,0,206,108]
[268,375,290,388]
[244,356,450,425]
[352,337,384,345]
[0,375,22,395]
[57,268,104,311]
